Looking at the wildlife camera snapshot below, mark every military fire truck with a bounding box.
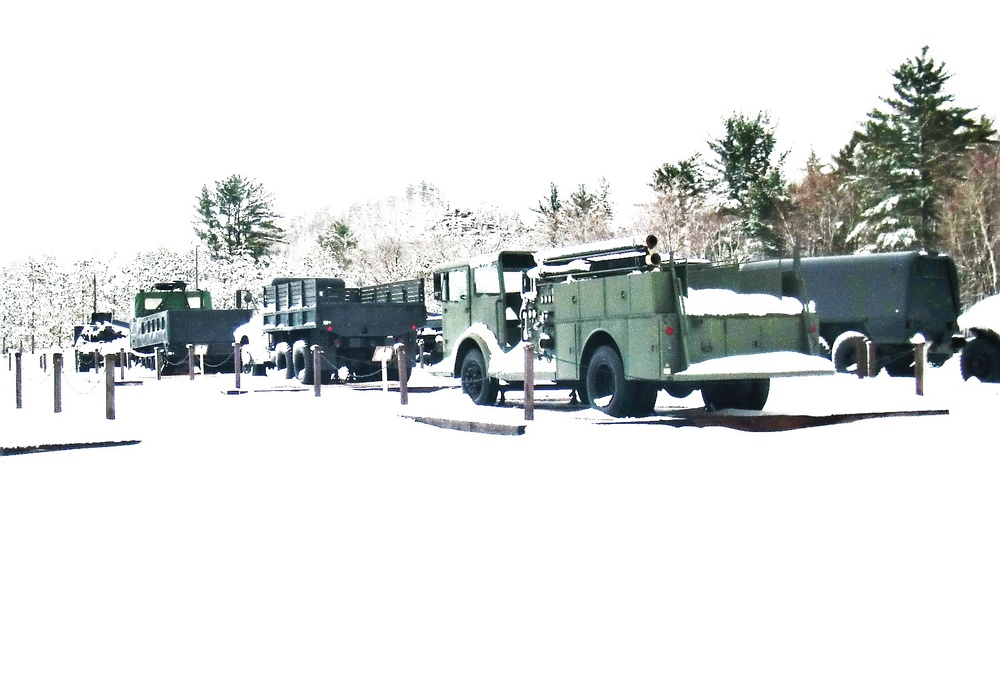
[432,235,832,416]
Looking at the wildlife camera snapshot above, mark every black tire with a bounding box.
[701,378,770,411]
[293,340,314,385]
[629,382,659,417]
[664,382,696,399]
[832,331,868,374]
[584,345,634,418]
[460,348,499,406]
[960,338,1000,382]
[274,342,294,379]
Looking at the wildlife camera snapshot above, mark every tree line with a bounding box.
[3,46,998,352]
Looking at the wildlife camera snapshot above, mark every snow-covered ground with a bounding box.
[2,357,998,693]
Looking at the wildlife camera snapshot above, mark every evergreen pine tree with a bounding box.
[532,183,564,245]
[707,112,788,258]
[317,218,357,275]
[846,47,995,251]
[194,174,286,261]
[649,155,711,254]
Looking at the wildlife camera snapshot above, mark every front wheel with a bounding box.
[460,348,499,406]
[960,338,1000,382]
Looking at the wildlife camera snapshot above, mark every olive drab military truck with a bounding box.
[956,293,1000,382]
[130,281,253,374]
[691,251,963,375]
[432,235,833,417]
[253,276,426,385]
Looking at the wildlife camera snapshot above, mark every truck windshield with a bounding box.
[474,268,523,295]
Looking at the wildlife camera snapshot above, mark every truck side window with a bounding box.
[473,266,500,295]
[447,269,468,301]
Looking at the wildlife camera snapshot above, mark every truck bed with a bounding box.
[131,309,253,355]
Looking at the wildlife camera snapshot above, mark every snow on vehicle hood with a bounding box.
[957,293,1000,333]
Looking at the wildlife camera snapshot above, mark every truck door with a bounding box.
[438,267,471,356]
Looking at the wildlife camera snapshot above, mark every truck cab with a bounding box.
[434,251,535,359]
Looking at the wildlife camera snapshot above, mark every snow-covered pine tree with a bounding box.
[845,47,995,252]
[707,112,789,260]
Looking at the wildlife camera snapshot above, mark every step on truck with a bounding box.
[250,276,427,384]
[431,235,833,417]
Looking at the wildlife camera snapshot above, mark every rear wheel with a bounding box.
[832,331,868,374]
[701,379,770,411]
[629,382,659,417]
[274,342,294,379]
[585,345,634,418]
[960,338,1000,382]
[460,348,498,406]
[293,340,314,385]
[664,382,696,399]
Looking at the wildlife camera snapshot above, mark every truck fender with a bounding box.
[453,335,492,378]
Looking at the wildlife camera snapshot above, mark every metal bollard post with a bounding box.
[54,353,63,413]
[155,348,162,381]
[119,348,126,381]
[913,337,928,396]
[187,344,195,380]
[524,343,535,421]
[396,344,408,406]
[853,336,867,379]
[105,353,116,420]
[312,345,322,398]
[15,352,23,409]
[234,342,241,391]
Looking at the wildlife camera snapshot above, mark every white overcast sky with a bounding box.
[2,0,997,262]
